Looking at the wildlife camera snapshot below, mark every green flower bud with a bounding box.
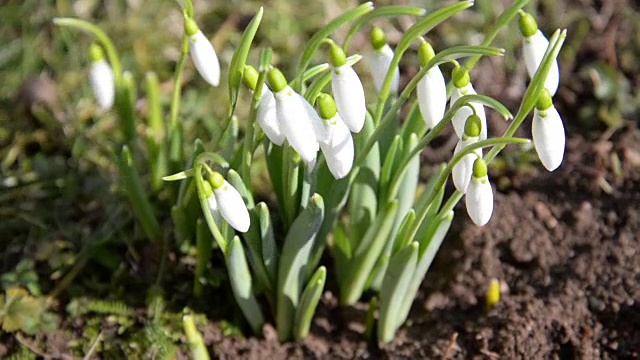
[536,88,553,111]
[328,41,347,67]
[89,43,105,62]
[452,66,470,88]
[418,38,435,67]
[464,114,482,138]
[202,180,213,198]
[472,158,488,178]
[267,68,287,93]
[184,17,200,37]
[518,12,538,38]
[243,65,259,91]
[316,93,337,120]
[370,26,387,51]
[209,171,224,189]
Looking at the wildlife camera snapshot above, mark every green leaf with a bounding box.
[293,266,326,340]
[227,169,255,210]
[377,242,418,343]
[228,7,264,113]
[242,206,274,295]
[194,218,212,298]
[258,202,278,287]
[226,236,265,334]
[379,135,402,199]
[162,168,196,181]
[277,194,324,341]
[265,141,285,217]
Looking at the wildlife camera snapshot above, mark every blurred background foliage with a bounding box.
[0,0,639,357]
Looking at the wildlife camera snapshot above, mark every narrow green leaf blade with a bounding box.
[293,266,326,340]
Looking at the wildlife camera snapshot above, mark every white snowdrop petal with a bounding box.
[320,116,354,179]
[523,30,559,96]
[257,88,285,145]
[452,138,482,193]
[332,64,366,133]
[417,66,447,129]
[532,107,565,171]
[89,59,115,110]
[274,86,319,163]
[370,44,399,94]
[214,180,250,232]
[466,176,493,226]
[189,30,220,87]
[450,85,487,140]
[207,194,223,228]
[298,93,330,144]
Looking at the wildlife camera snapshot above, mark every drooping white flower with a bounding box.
[369,27,399,94]
[206,190,223,227]
[332,64,366,133]
[532,90,565,171]
[89,44,114,111]
[320,115,354,179]
[520,13,559,96]
[209,173,250,233]
[257,87,285,145]
[416,40,447,129]
[185,18,220,87]
[268,69,328,164]
[465,158,493,226]
[452,137,482,193]
[450,67,487,140]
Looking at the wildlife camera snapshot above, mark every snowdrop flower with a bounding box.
[328,42,366,133]
[369,27,399,94]
[465,158,493,226]
[450,66,487,140]
[204,181,223,228]
[452,115,482,193]
[88,43,115,111]
[243,66,284,145]
[532,89,565,171]
[416,39,447,129]
[519,12,559,96]
[267,68,328,164]
[208,172,250,232]
[316,94,354,179]
[185,17,220,87]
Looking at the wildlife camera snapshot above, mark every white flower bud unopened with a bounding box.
[466,175,493,226]
[369,44,399,94]
[452,138,482,193]
[450,84,487,140]
[532,105,565,171]
[213,180,250,233]
[89,59,115,110]
[320,115,354,179]
[332,64,366,133]
[257,87,284,145]
[189,30,220,87]
[523,30,559,96]
[417,65,447,129]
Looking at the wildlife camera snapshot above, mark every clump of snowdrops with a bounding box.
[54,0,566,345]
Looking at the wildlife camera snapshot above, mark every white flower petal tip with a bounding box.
[189,30,221,87]
[450,84,487,140]
[214,180,250,233]
[523,30,559,96]
[320,116,354,179]
[89,59,115,110]
[369,44,399,94]
[466,176,494,226]
[452,139,482,193]
[273,86,323,164]
[332,64,366,133]
[257,89,284,145]
[417,65,447,129]
[532,107,565,171]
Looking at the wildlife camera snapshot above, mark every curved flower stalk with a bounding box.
[519,12,559,96]
[465,158,493,226]
[88,43,115,110]
[243,66,284,145]
[369,27,399,94]
[185,17,220,87]
[268,68,328,164]
[416,39,447,129]
[316,94,354,179]
[450,66,487,140]
[532,89,565,171]
[328,42,366,133]
[452,115,482,193]
[207,171,250,233]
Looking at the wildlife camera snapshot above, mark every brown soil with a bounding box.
[200,123,640,359]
